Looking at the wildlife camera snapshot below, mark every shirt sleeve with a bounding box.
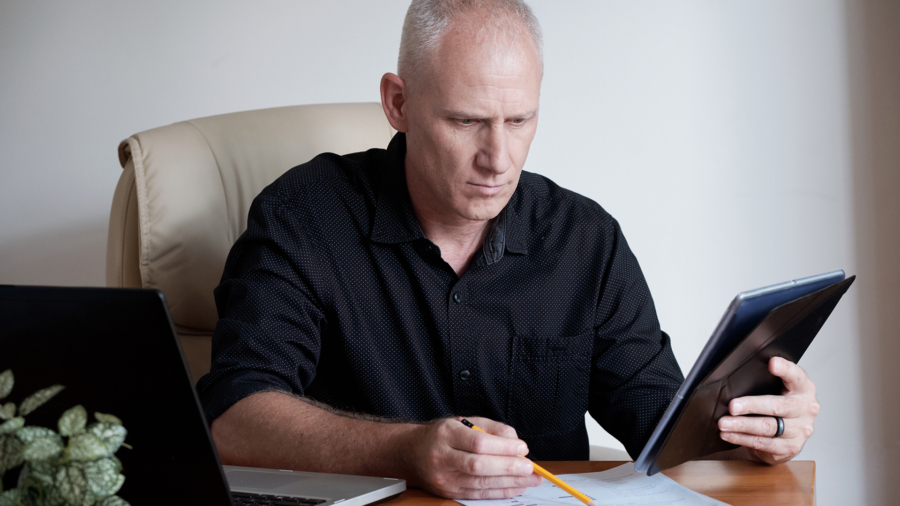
[588,219,684,458]
[196,191,329,423]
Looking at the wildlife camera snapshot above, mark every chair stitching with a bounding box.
[121,173,138,285]
[126,137,153,288]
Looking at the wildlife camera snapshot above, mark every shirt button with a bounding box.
[459,369,471,381]
[453,293,462,303]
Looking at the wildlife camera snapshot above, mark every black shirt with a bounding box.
[197,133,683,460]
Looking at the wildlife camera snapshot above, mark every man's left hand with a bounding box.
[717,357,819,465]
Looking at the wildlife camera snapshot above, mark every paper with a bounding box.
[456,463,729,506]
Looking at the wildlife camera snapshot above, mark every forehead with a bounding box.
[424,13,542,112]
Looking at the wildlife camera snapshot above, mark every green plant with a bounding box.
[0,370,130,506]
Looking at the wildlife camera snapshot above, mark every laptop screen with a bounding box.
[0,286,232,504]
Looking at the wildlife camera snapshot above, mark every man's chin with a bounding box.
[458,203,508,222]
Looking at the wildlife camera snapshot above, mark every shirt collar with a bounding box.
[369,132,529,259]
[368,133,426,244]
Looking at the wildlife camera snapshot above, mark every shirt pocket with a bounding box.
[507,330,593,438]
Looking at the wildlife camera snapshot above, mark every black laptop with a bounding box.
[0,286,405,504]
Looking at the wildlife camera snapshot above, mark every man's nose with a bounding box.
[475,125,513,175]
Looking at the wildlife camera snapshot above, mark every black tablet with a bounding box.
[634,270,854,475]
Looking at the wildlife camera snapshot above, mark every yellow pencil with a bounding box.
[460,419,597,506]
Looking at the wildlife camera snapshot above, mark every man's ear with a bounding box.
[380,73,409,133]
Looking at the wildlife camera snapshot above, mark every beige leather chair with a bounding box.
[106,103,395,381]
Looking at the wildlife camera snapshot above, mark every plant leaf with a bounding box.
[22,434,64,461]
[0,488,21,506]
[55,463,87,505]
[87,422,127,457]
[0,434,24,475]
[97,495,130,506]
[69,432,108,461]
[24,460,57,487]
[85,457,125,497]
[0,417,23,435]
[0,403,15,422]
[15,426,57,444]
[18,385,65,416]
[94,412,123,425]
[0,371,12,401]
[59,405,88,437]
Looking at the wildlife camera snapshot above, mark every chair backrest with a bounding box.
[106,103,395,380]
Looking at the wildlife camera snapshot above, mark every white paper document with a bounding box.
[456,463,729,506]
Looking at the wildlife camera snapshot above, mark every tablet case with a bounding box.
[647,275,855,475]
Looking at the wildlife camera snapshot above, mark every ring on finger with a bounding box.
[772,416,785,438]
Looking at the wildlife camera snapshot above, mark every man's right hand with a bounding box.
[401,417,543,499]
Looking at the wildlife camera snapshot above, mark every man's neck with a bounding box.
[412,202,491,278]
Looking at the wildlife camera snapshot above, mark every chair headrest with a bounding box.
[118,102,394,331]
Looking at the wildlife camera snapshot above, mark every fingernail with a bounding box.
[721,432,730,441]
[517,444,528,456]
[720,420,732,430]
[519,461,533,475]
[732,401,743,414]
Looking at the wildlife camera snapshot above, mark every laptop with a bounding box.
[0,285,406,505]
[634,270,855,475]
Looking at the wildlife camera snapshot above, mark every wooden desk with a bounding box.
[379,460,815,506]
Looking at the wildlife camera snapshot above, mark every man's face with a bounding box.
[403,17,542,223]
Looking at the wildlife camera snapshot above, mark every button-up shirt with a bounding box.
[197,133,684,460]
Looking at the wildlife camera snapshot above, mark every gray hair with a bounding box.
[398,0,543,88]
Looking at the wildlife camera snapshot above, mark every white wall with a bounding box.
[1,1,896,504]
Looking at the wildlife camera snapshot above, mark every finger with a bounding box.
[456,473,543,490]
[466,416,519,439]
[718,415,792,438]
[729,395,802,418]
[769,357,813,394]
[450,451,534,477]
[720,431,787,455]
[456,487,528,500]
[449,423,528,457]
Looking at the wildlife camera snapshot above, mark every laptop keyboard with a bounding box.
[231,492,327,505]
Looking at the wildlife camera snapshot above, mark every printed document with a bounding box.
[456,463,729,506]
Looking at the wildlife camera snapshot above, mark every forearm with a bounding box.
[210,391,421,479]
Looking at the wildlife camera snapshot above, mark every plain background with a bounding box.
[1,1,897,504]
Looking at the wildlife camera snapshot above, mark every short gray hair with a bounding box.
[398,0,543,88]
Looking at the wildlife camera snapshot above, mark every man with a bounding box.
[197,0,821,500]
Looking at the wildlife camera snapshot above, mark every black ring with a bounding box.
[773,416,785,438]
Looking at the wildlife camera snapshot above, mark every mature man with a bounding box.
[197,0,821,500]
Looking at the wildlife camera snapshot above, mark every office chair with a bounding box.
[106,102,395,381]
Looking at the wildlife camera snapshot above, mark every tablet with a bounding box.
[634,270,853,475]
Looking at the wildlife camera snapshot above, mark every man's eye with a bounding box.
[459,119,474,125]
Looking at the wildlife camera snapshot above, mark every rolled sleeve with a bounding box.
[196,191,329,423]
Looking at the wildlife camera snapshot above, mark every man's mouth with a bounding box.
[467,182,505,196]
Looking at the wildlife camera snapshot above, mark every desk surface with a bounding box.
[379,460,815,506]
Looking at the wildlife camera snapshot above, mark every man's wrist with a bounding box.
[378,421,426,485]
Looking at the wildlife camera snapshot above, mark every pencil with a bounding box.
[459,418,597,506]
